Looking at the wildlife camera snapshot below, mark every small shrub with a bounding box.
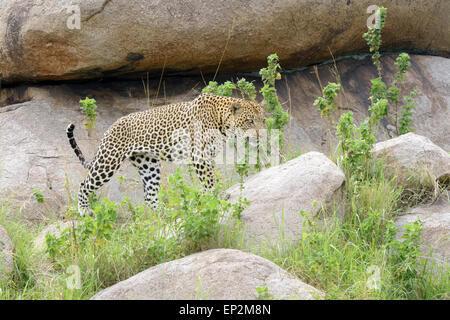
[160,167,247,250]
[237,78,257,100]
[385,219,424,294]
[314,7,417,181]
[79,97,98,130]
[202,81,236,97]
[259,54,290,152]
[314,82,341,123]
[32,187,45,203]
[398,88,418,135]
[255,285,273,300]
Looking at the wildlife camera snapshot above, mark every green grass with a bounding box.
[254,159,449,300]
[0,168,244,300]
[0,208,63,299]
[0,159,448,300]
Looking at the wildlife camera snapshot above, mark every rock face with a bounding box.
[226,152,345,246]
[1,0,449,84]
[91,248,323,300]
[396,196,450,266]
[0,225,14,281]
[372,133,450,186]
[33,220,80,251]
[1,54,449,221]
[280,54,450,153]
[0,83,158,221]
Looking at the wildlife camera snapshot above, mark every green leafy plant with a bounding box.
[161,167,247,250]
[259,54,290,153]
[202,81,236,97]
[315,7,418,180]
[202,78,257,101]
[383,218,430,296]
[335,112,376,179]
[236,78,257,100]
[362,6,387,77]
[32,187,45,203]
[45,199,118,259]
[398,88,418,135]
[362,9,417,135]
[79,97,98,130]
[314,82,341,123]
[255,285,273,300]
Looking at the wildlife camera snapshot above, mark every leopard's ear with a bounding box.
[231,103,243,115]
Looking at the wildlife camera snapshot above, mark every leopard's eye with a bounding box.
[248,119,255,125]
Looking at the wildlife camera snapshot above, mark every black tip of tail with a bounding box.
[67,123,75,138]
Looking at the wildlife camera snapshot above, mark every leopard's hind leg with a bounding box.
[129,152,161,211]
[77,143,129,216]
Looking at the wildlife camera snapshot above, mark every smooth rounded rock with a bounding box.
[226,152,345,246]
[372,133,450,187]
[91,248,324,300]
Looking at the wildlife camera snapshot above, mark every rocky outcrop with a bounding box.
[372,133,450,187]
[0,225,13,281]
[279,54,450,153]
[91,248,323,300]
[396,196,450,266]
[0,84,155,221]
[1,0,449,84]
[1,54,449,221]
[226,152,345,246]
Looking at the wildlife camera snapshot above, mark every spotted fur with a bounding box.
[67,93,264,216]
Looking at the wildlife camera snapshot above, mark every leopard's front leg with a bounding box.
[191,143,216,193]
[193,158,215,192]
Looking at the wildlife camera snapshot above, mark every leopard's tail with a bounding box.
[66,124,91,169]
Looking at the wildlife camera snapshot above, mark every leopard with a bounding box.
[67,93,265,216]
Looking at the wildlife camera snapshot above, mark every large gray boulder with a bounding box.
[226,152,345,246]
[372,133,450,187]
[1,0,449,84]
[0,225,14,282]
[396,196,450,267]
[91,248,323,300]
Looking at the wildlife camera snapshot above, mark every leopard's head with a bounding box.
[195,93,265,141]
[222,97,265,140]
